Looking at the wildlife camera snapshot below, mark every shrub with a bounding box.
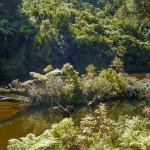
[8,103,150,150]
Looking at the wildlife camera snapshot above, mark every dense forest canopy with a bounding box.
[0,1,150,149]
[0,0,150,84]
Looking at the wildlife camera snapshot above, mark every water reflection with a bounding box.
[0,106,63,150]
[0,73,149,149]
[130,73,148,80]
[0,99,149,150]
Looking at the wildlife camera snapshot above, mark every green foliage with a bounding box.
[86,64,97,77]
[116,116,150,150]
[110,57,124,72]
[51,118,84,149]
[80,103,116,136]
[100,68,127,96]
[61,63,82,103]
[8,103,150,150]
[23,58,149,105]
[44,65,53,73]
[81,73,112,99]
[126,76,149,99]
[80,58,127,99]
[123,0,150,19]
[8,132,61,150]
[1,0,150,84]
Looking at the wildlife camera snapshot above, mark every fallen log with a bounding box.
[88,96,101,106]
[0,96,22,103]
[57,103,71,115]
[0,94,30,104]
[53,102,74,116]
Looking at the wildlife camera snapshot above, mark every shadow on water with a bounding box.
[0,103,61,150]
[0,104,47,124]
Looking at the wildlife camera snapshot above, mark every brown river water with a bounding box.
[0,73,148,150]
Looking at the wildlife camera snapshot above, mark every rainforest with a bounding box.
[0,0,150,150]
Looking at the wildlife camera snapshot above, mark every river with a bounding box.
[0,73,148,150]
